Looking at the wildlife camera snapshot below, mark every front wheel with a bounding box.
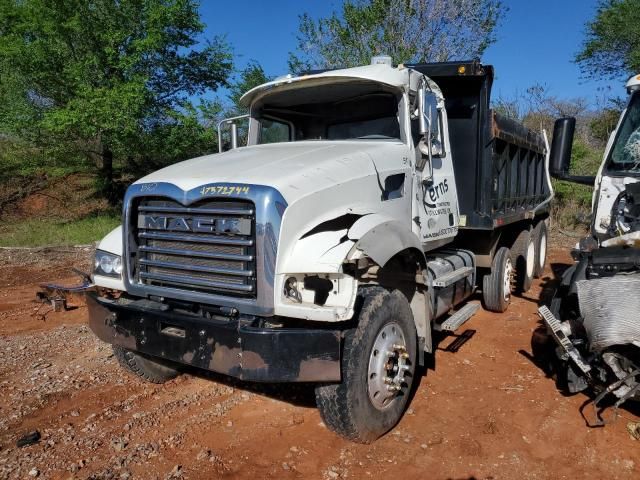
[315,286,417,443]
[113,346,180,384]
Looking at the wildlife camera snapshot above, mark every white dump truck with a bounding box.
[88,58,570,442]
[539,73,640,424]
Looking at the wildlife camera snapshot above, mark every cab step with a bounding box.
[432,266,474,288]
[435,302,480,332]
[538,306,591,374]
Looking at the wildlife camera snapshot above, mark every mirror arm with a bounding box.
[217,114,249,152]
[418,86,427,135]
[230,123,238,149]
[551,171,596,186]
[426,130,433,180]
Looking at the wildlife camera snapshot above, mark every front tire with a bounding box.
[315,286,417,443]
[113,346,180,384]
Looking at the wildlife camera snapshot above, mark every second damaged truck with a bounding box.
[539,73,640,424]
[88,58,568,442]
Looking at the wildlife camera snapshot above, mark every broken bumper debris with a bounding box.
[36,275,94,312]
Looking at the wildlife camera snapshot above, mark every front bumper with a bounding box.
[87,292,341,382]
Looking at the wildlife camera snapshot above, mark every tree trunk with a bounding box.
[102,145,113,183]
[101,144,116,204]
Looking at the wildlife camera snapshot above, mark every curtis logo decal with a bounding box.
[424,179,449,208]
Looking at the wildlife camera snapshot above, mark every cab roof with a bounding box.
[240,63,426,107]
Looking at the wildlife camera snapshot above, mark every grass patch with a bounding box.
[0,213,121,247]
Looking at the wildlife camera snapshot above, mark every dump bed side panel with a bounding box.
[408,61,550,230]
[490,112,549,227]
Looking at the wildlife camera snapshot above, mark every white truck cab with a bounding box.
[590,75,640,240]
[89,59,562,442]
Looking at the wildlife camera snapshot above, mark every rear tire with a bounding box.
[113,346,180,384]
[315,286,417,443]
[532,221,548,278]
[482,247,513,313]
[511,228,535,293]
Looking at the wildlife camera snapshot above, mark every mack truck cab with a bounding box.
[539,75,640,420]
[88,58,565,442]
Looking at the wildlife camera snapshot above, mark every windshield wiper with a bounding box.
[354,135,395,139]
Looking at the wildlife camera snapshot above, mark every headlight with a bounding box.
[94,250,122,278]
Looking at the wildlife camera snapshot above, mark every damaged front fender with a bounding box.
[347,214,424,267]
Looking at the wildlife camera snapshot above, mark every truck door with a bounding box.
[412,91,460,247]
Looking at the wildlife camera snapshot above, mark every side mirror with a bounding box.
[416,86,441,183]
[418,88,439,137]
[550,117,575,177]
[217,114,249,152]
[549,117,595,185]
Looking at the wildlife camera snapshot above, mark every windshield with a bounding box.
[609,93,640,174]
[251,81,402,144]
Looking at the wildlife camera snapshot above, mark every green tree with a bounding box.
[0,0,232,200]
[576,0,640,79]
[590,108,622,144]
[589,97,625,145]
[289,0,505,71]
[228,61,271,112]
[217,61,271,149]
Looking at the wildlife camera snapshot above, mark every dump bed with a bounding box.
[408,61,549,230]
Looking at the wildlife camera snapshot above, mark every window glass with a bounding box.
[252,84,402,145]
[610,94,640,172]
[327,116,400,140]
[260,118,290,144]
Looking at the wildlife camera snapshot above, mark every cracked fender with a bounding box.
[347,214,424,267]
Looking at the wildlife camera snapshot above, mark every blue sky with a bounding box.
[199,0,624,105]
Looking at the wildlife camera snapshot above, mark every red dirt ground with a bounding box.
[1,244,639,479]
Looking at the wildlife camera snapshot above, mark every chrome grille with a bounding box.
[132,198,256,297]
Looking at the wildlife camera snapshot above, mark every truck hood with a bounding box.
[134,140,405,204]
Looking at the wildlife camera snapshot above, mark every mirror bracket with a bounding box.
[217,114,249,152]
[418,139,434,184]
[418,86,428,135]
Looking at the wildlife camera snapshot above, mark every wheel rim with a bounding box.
[367,322,411,410]
[526,239,535,279]
[539,232,547,270]
[503,257,513,302]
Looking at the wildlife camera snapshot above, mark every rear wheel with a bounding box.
[315,286,417,443]
[511,228,535,293]
[482,247,513,313]
[113,346,180,384]
[533,221,548,278]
